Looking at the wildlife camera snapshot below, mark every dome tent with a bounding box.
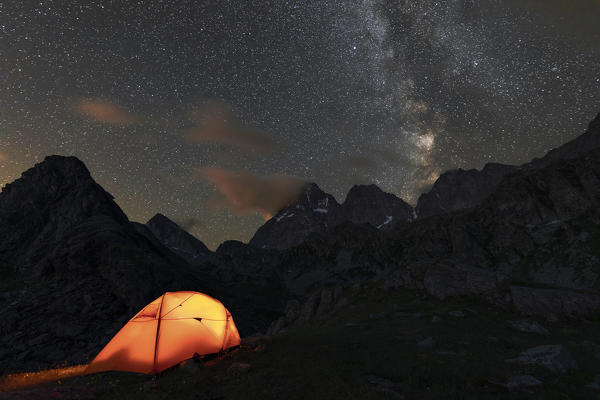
[85,291,241,375]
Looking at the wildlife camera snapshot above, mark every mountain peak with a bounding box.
[346,184,383,195]
[148,213,176,227]
[249,182,340,250]
[341,184,414,229]
[0,154,127,223]
[145,213,210,264]
[526,111,600,169]
[2,155,93,196]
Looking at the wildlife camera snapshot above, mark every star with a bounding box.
[0,0,599,248]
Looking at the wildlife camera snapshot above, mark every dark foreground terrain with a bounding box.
[2,113,600,398]
[2,286,599,400]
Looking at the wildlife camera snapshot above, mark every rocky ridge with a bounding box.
[0,157,204,373]
[249,183,414,250]
[2,113,600,375]
[415,113,600,218]
[145,213,211,265]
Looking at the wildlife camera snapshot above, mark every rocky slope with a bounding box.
[2,113,600,377]
[415,163,518,218]
[144,213,211,265]
[336,184,415,230]
[249,183,340,250]
[527,112,600,169]
[257,113,600,327]
[250,183,414,250]
[388,146,600,320]
[0,156,205,373]
[416,113,600,218]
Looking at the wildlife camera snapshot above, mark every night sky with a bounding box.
[2,1,600,249]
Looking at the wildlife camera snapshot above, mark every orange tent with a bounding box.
[85,291,241,375]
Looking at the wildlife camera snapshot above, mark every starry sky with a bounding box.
[2,0,600,249]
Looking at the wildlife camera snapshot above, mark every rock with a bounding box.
[249,182,414,250]
[266,317,286,336]
[337,184,414,231]
[296,292,320,324]
[366,375,403,398]
[315,288,333,317]
[448,310,465,318]
[438,351,456,356]
[253,344,267,353]
[416,162,518,218]
[510,286,600,321]
[334,296,349,311]
[395,312,424,318]
[505,375,543,390]
[241,335,262,345]
[249,183,340,250]
[333,286,344,302]
[526,112,600,169]
[0,155,203,372]
[424,265,497,300]
[585,375,600,390]
[366,374,395,390]
[505,345,578,373]
[283,300,301,323]
[179,358,203,373]
[416,113,600,218]
[227,362,251,375]
[418,337,435,348]
[143,213,211,265]
[143,379,160,392]
[507,320,550,335]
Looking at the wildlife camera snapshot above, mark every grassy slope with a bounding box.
[3,287,600,399]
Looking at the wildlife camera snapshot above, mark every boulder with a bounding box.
[585,375,600,390]
[507,320,550,335]
[227,362,251,375]
[505,344,578,373]
[510,286,600,321]
[417,337,435,348]
[505,375,543,390]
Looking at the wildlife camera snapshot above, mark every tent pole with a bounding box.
[152,293,166,374]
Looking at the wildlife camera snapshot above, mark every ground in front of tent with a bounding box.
[2,286,600,399]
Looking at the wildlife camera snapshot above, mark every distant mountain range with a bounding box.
[249,183,414,249]
[1,112,599,374]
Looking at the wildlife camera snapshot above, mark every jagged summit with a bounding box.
[0,155,131,271]
[0,155,201,372]
[249,181,414,249]
[527,112,600,169]
[145,213,211,264]
[249,182,340,250]
[1,155,113,204]
[341,184,414,229]
[416,112,600,218]
[148,213,181,229]
[415,163,518,218]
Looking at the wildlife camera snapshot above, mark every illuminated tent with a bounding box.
[85,291,241,375]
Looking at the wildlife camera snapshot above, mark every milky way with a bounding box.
[2,0,599,248]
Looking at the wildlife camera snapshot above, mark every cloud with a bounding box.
[74,99,136,125]
[197,167,307,218]
[174,217,203,232]
[184,103,278,152]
